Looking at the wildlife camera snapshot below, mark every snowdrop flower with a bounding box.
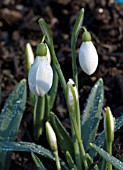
[79,30,98,75]
[66,79,78,113]
[28,43,53,96]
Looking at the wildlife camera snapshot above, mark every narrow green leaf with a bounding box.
[48,65,59,110]
[90,143,123,170]
[31,152,46,170]
[66,151,78,170]
[81,78,104,151]
[0,141,69,170]
[0,79,26,170]
[0,141,54,159]
[90,113,123,158]
[49,112,74,160]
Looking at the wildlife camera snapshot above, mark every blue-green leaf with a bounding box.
[90,143,123,170]
[81,78,104,151]
[0,141,69,170]
[0,79,26,170]
[0,141,54,160]
[49,112,74,160]
[31,152,46,170]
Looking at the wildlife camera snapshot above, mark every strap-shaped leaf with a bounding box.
[0,79,26,140]
[0,141,54,160]
[0,79,26,169]
[31,152,46,170]
[49,112,74,160]
[81,78,104,151]
[90,113,123,158]
[0,142,69,170]
[90,143,123,170]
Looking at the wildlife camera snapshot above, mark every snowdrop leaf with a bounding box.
[0,141,54,160]
[90,143,123,170]
[49,112,74,160]
[81,78,104,151]
[31,152,46,170]
[0,142,69,170]
[0,79,26,169]
[48,65,58,110]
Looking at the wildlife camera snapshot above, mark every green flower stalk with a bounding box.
[46,122,61,170]
[104,107,115,170]
[66,79,82,170]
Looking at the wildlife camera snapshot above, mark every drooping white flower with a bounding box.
[79,31,98,75]
[28,56,53,96]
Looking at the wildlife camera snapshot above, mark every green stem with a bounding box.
[107,142,112,170]
[72,118,88,170]
[70,117,82,170]
[41,35,46,43]
[54,151,61,170]
[33,96,45,140]
[44,95,50,121]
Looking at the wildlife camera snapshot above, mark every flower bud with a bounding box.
[79,31,98,75]
[46,121,58,152]
[28,56,53,96]
[66,79,78,113]
[25,43,34,72]
[104,107,115,143]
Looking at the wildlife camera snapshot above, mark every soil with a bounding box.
[1,0,123,169]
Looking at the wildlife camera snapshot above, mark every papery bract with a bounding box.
[28,56,53,96]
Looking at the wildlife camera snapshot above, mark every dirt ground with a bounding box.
[1,0,123,169]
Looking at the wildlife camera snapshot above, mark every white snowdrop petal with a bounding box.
[36,57,53,96]
[45,43,51,64]
[28,56,53,96]
[28,57,40,96]
[79,42,98,75]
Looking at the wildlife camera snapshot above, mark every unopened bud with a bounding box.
[46,122,58,152]
[104,107,115,143]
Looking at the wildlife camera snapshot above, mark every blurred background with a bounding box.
[0,0,123,169]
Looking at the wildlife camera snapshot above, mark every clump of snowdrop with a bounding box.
[28,42,53,96]
[79,28,98,75]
